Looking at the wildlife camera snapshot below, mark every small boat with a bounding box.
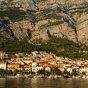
[54,75,58,79]
[27,74,33,78]
[48,75,54,79]
[48,75,58,79]
[85,75,88,79]
[82,75,86,78]
[16,74,25,78]
[72,75,80,78]
[63,74,70,78]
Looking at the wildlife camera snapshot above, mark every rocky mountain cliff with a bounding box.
[0,0,88,45]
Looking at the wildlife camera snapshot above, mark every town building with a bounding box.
[0,62,7,70]
[32,62,37,72]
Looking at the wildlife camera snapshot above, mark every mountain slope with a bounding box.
[0,37,88,59]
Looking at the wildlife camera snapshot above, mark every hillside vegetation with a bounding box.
[0,37,88,59]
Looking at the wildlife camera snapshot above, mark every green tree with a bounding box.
[45,71,51,76]
[82,71,86,75]
[37,69,45,75]
[63,69,70,75]
[13,69,21,76]
[7,70,13,76]
[51,67,62,75]
[0,69,6,76]
[72,69,79,76]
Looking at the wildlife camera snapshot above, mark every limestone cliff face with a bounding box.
[0,0,87,10]
[0,0,37,10]
[0,0,88,45]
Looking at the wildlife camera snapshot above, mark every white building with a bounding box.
[67,68,72,73]
[0,62,7,70]
[32,62,37,72]
[45,67,51,72]
[80,67,88,73]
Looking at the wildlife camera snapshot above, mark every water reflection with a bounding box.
[0,78,88,88]
[0,78,6,88]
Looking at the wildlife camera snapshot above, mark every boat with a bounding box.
[72,75,80,78]
[82,75,86,78]
[48,75,58,79]
[63,74,70,78]
[26,74,33,78]
[54,75,58,79]
[48,75,54,79]
[16,74,25,78]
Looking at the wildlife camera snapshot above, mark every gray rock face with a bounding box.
[0,0,87,10]
[0,0,88,45]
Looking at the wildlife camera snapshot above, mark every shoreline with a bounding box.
[1,75,88,79]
